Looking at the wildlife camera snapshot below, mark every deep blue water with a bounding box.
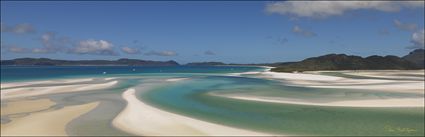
[0,65,263,82]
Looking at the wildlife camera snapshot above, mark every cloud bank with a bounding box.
[2,45,30,53]
[32,32,70,53]
[121,46,141,54]
[69,39,118,55]
[266,1,424,18]
[1,23,36,34]
[394,19,418,32]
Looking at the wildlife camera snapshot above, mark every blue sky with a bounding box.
[1,1,424,64]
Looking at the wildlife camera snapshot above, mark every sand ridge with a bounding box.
[1,101,100,136]
[112,88,274,136]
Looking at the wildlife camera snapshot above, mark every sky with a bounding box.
[1,1,424,64]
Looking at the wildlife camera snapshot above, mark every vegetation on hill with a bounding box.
[403,49,424,68]
[271,53,421,72]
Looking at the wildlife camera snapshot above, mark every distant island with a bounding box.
[0,58,179,66]
[270,49,424,72]
[1,49,424,72]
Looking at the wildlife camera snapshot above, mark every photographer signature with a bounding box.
[384,125,417,134]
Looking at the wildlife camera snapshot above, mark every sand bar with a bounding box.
[1,99,56,116]
[112,88,273,136]
[218,95,424,107]
[1,78,94,89]
[1,81,118,100]
[1,101,99,136]
[259,71,424,94]
[165,78,189,82]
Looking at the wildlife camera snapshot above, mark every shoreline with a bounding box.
[257,70,424,94]
[227,69,425,107]
[1,79,118,100]
[214,94,424,107]
[1,102,99,136]
[112,88,274,136]
[0,78,95,89]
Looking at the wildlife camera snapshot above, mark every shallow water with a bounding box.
[1,66,424,136]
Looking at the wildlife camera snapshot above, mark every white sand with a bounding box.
[242,70,425,107]
[220,95,424,107]
[104,77,117,81]
[1,99,56,116]
[165,78,189,82]
[1,102,99,136]
[343,70,425,80]
[1,78,94,89]
[261,71,343,81]
[1,81,118,100]
[112,88,273,136]
[260,71,424,94]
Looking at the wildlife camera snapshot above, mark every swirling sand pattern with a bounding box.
[1,69,424,136]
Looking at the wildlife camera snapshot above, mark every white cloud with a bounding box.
[9,47,28,53]
[394,19,418,32]
[32,48,51,54]
[33,32,70,53]
[145,50,177,56]
[3,45,30,53]
[69,39,117,55]
[410,29,424,49]
[266,1,424,18]
[292,25,316,37]
[121,46,141,54]
[204,50,216,55]
[1,23,36,34]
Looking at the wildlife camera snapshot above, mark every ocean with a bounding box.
[0,65,262,82]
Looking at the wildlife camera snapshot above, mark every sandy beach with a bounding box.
[258,71,425,94]
[217,95,424,107]
[112,88,272,136]
[218,69,425,107]
[1,102,99,136]
[0,78,94,89]
[165,78,189,82]
[1,80,118,100]
[1,98,56,116]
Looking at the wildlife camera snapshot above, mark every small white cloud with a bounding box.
[394,19,418,32]
[9,47,27,53]
[266,1,424,19]
[410,29,425,49]
[204,50,216,55]
[69,39,118,55]
[121,46,141,54]
[4,45,30,53]
[145,50,177,56]
[1,23,36,34]
[32,48,51,54]
[292,25,316,37]
[32,32,70,53]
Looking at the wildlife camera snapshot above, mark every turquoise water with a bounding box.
[0,65,262,82]
[1,66,424,136]
[140,76,424,136]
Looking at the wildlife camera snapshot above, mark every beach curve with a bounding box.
[112,88,274,136]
